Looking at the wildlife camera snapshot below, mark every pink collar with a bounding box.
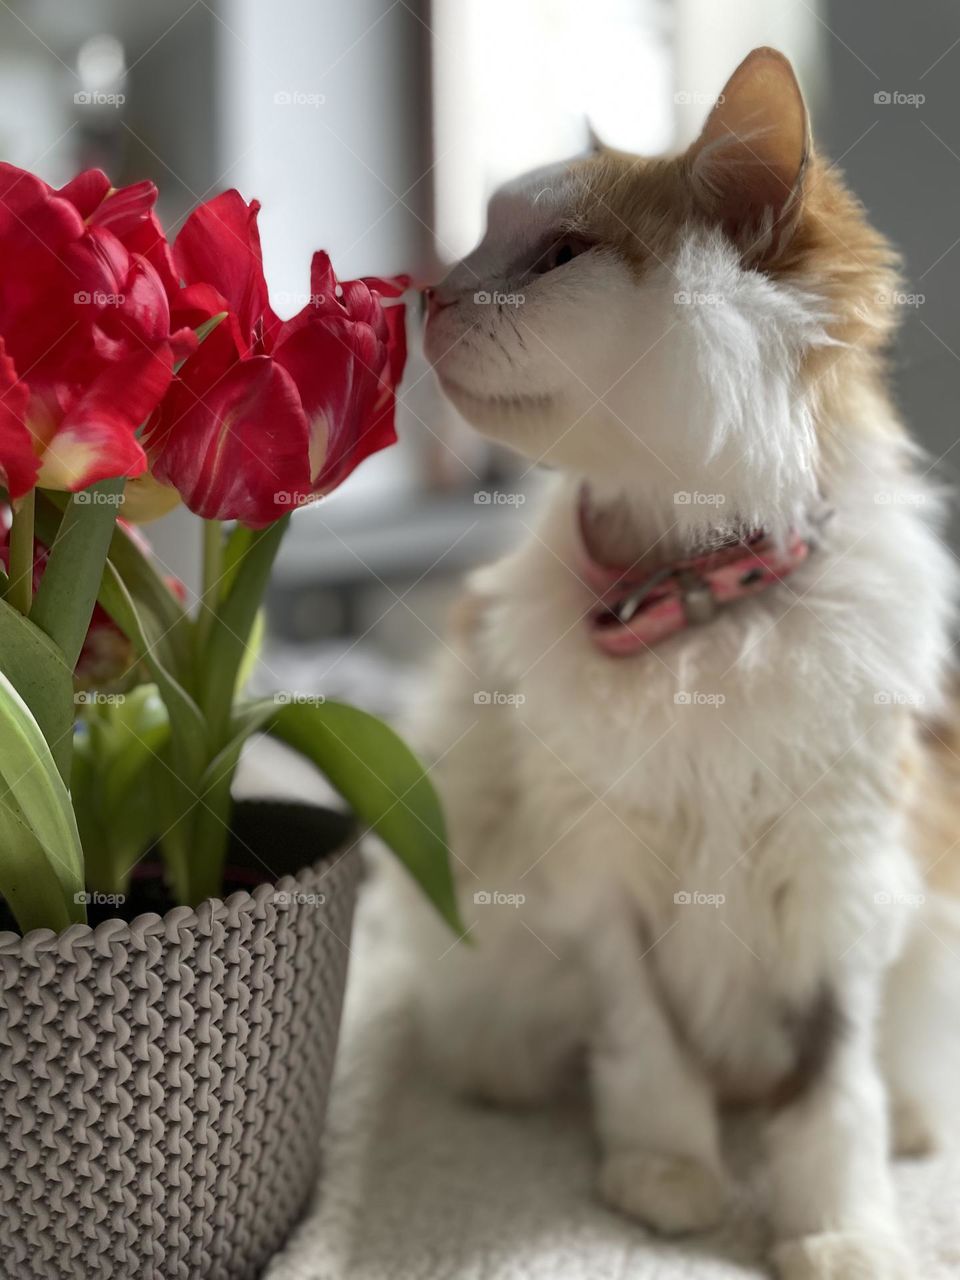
[578,494,813,657]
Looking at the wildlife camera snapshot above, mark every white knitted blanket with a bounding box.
[264,875,960,1280]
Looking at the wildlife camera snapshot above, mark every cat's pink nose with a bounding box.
[423,287,457,319]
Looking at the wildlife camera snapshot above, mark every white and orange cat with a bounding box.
[406,48,960,1279]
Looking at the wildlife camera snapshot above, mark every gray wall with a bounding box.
[818,1,960,537]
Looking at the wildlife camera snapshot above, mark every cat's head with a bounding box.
[424,48,899,532]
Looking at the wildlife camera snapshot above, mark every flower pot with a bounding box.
[0,798,360,1280]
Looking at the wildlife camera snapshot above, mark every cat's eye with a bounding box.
[530,234,593,276]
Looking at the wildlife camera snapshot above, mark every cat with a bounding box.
[406,46,960,1279]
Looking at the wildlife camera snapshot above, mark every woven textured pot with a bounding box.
[0,799,360,1280]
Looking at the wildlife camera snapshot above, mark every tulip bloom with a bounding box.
[143,191,407,525]
[0,166,194,500]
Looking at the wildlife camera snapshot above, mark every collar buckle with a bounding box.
[613,566,673,624]
[677,570,717,626]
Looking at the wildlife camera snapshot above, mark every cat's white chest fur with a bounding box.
[435,469,936,1098]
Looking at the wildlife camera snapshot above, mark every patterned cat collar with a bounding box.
[578,491,813,656]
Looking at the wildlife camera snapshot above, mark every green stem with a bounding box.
[197,519,223,648]
[198,518,287,746]
[5,489,35,616]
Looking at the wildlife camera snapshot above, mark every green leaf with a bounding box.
[198,518,287,742]
[236,608,265,697]
[0,806,79,933]
[267,700,463,934]
[219,523,254,599]
[98,562,208,778]
[151,764,200,905]
[87,572,206,904]
[31,478,124,669]
[102,521,192,671]
[72,693,171,899]
[0,668,85,931]
[100,685,170,812]
[74,721,163,901]
[70,729,105,877]
[0,597,75,780]
[35,489,192,676]
[183,698,278,904]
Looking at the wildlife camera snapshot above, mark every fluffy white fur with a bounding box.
[403,53,959,1280]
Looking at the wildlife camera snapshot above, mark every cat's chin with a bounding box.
[437,374,557,426]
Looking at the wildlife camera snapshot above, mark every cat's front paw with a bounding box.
[599,1150,728,1234]
[772,1231,915,1280]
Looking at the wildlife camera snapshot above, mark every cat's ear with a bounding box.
[585,119,606,155]
[686,47,809,262]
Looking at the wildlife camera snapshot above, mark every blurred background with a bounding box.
[2,0,958,718]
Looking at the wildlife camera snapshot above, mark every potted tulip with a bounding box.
[0,166,458,1280]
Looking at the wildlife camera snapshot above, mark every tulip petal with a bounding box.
[0,164,85,250]
[0,338,38,500]
[382,299,408,389]
[148,352,312,524]
[63,235,175,367]
[174,191,270,352]
[121,472,182,523]
[273,315,399,494]
[59,170,181,298]
[37,346,173,491]
[361,273,410,298]
[310,251,339,312]
[171,281,246,360]
[91,179,180,294]
[57,169,111,218]
[0,165,88,371]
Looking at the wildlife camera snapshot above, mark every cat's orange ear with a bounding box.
[687,47,809,259]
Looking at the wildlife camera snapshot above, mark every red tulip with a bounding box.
[143,191,407,525]
[0,165,194,499]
